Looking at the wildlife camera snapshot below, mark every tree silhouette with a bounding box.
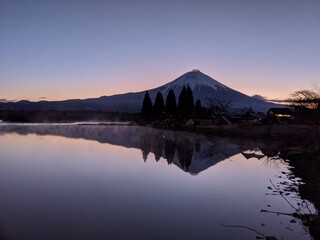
[178,86,187,118]
[141,91,153,118]
[165,89,177,118]
[195,99,202,117]
[153,92,165,119]
[186,85,195,116]
[291,89,320,110]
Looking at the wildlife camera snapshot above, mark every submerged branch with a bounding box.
[269,179,302,216]
[301,199,313,215]
[219,223,265,237]
[261,209,299,218]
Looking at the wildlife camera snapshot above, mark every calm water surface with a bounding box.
[0,125,316,240]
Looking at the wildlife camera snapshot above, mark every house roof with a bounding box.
[268,108,293,115]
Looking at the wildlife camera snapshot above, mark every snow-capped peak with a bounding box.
[162,70,227,93]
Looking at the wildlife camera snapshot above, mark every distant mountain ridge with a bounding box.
[0,70,281,113]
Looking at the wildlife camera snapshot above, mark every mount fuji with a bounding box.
[0,70,281,113]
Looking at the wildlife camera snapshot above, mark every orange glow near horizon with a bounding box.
[1,70,298,102]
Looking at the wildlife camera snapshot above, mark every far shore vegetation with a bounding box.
[140,83,320,127]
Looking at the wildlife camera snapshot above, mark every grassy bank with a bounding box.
[147,119,319,147]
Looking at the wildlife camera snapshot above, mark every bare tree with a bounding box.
[206,98,232,119]
[312,80,320,94]
[291,81,320,110]
[206,98,232,134]
[291,82,320,150]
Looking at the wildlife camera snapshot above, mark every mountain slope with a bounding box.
[0,70,281,113]
[156,70,279,112]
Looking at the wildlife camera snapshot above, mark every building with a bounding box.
[267,108,293,124]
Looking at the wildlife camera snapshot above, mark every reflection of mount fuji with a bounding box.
[0,125,282,174]
[138,127,241,174]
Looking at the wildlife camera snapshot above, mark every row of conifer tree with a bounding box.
[141,85,202,119]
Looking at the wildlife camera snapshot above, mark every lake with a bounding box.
[0,125,316,240]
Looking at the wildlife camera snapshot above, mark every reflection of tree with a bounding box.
[164,138,176,165]
[262,157,283,169]
[152,135,164,161]
[176,138,194,170]
[202,141,231,164]
[140,134,151,162]
[195,141,201,153]
[203,142,217,160]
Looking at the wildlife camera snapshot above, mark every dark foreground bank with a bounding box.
[282,152,320,240]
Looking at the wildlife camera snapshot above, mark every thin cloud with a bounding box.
[0,98,17,103]
[268,99,291,103]
[251,94,267,101]
[251,94,291,104]
[266,99,292,107]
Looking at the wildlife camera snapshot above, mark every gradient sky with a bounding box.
[1,0,319,102]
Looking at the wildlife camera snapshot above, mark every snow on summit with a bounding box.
[162,69,227,92]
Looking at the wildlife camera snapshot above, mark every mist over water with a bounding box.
[0,125,315,240]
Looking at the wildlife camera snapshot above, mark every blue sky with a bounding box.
[1,0,319,101]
